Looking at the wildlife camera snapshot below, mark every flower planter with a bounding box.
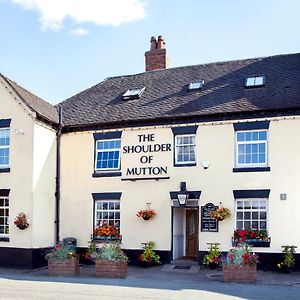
[222,264,257,283]
[16,224,28,230]
[48,257,80,276]
[95,260,128,278]
[232,238,271,248]
[142,216,151,220]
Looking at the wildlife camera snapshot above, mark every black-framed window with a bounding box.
[172,126,198,167]
[93,131,122,177]
[233,121,270,172]
[0,128,10,169]
[0,196,9,237]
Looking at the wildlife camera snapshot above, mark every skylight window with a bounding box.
[245,76,265,88]
[188,80,205,91]
[122,87,145,100]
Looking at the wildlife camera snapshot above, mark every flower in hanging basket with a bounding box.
[14,212,30,230]
[136,209,156,220]
[209,207,231,221]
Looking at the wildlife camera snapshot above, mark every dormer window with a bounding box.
[245,76,265,88]
[122,87,145,100]
[188,80,205,91]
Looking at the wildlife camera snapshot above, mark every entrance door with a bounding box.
[186,209,199,258]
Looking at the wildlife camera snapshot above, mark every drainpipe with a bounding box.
[55,106,62,243]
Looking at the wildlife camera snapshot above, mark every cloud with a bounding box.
[10,0,147,30]
[70,27,90,36]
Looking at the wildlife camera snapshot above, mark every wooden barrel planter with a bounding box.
[95,260,128,278]
[222,264,257,283]
[48,257,80,276]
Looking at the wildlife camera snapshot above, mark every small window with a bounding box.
[95,139,121,171]
[188,80,204,91]
[175,134,196,165]
[122,87,145,100]
[236,130,268,167]
[0,128,10,168]
[95,200,120,229]
[245,76,265,88]
[235,198,268,230]
[0,196,9,236]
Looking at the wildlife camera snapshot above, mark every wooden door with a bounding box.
[186,209,199,258]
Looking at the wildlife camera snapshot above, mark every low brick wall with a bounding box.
[95,260,128,278]
[48,257,80,276]
[222,264,256,283]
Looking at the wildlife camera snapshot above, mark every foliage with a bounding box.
[89,241,128,263]
[233,229,268,244]
[93,221,120,239]
[136,209,156,220]
[203,243,221,267]
[209,207,231,221]
[277,245,297,269]
[139,241,161,264]
[226,243,258,266]
[46,243,77,261]
[14,212,29,229]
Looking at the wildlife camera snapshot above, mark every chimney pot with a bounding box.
[145,35,170,71]
[150,36,157,50]
[157,35,165,49]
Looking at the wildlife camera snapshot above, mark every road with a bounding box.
[0,275,299,300]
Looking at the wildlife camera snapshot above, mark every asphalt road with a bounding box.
[0,275,299,300]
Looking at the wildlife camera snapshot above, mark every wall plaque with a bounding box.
[201,203,219,232]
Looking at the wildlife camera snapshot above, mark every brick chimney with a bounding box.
[145,35,170,71]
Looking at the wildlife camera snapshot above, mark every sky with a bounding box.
[0,0,300,104]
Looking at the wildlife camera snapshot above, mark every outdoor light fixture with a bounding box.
[177,182,189,206]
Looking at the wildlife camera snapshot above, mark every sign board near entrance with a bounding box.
[201,203,219,232]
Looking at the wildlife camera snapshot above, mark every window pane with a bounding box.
[244,212,250,219]
[236,221,243,229]
[237,132,245,142]
[244,221,251,229]
[252,221,259,230]
[259,131,267,140]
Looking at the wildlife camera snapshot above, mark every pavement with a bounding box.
[0,265,299,299]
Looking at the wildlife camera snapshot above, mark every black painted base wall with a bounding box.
[77,247,172,266]
[0,247,49,269]
[198,251,300,271]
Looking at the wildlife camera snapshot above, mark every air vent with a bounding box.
[122,87,145,100]
[245,76,265,88]
[188,80,205,91]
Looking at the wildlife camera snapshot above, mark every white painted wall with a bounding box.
[0,80,34,248]
[60,117,300,254]
[0,79,56,249]
[32,122,56,248]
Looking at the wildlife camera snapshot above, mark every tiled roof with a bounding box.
[1,74,58,125]
[58,52,300,128]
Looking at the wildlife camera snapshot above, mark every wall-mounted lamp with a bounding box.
[201,160,210,169]
[177,182,189,206]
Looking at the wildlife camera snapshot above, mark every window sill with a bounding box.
[0,168,10,173]
[233,167,270,173]
[174,163,196,167]
[0,237,9,242]
[92,171,122,178]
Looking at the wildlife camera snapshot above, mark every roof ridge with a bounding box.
[0,73,58,124]
[101,51,300,80]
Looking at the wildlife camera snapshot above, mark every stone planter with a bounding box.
[48,257,80,276]
[95,259,128,278]
[222,264,257,283]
